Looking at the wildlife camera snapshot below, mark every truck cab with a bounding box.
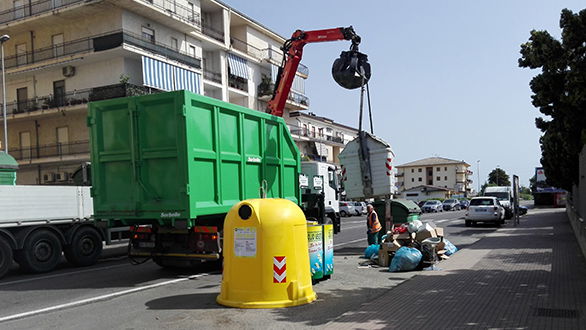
[483,186,513,219]
[300,161,341,232]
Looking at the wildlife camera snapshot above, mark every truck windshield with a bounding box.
[484,192,509,200]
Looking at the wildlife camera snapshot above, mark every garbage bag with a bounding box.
[389,247,422,272]
[407,220,423,233]
[443,239,458,256]
[364,244,379,259]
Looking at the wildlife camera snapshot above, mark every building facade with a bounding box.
[285,111,357,164]
[0,0,311,184]
[395,157,472,196]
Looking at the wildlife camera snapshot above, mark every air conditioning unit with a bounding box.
[56,172,70,182]
[62,65,76,77]
[43,173,55,183]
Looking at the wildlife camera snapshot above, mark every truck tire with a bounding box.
[64,226,103,267]
[15,229,62,274]
[0,238,13,279]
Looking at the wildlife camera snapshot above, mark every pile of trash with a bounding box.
[364,220,458,272]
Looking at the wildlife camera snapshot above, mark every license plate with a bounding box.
[138,242,155,248]
[475,209,487,212]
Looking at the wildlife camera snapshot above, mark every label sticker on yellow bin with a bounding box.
[234,227,256,257]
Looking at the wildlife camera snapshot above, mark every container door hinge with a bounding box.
[185,184,190,195]
[182,105,187,117]
[86,116,94,127]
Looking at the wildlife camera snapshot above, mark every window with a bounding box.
[318,128,324,137]
[411,169,414,173]
[444,166,447,171]
[52,34,64,57]
[187,2,196,22]
[16,87,27,113]
[189,45,196,58]
[411,178,414,182]
[56,126,69,155]
[302,124,308,136]
[437,167,440,171]
[141,26,155,43]
[170,37,178,50]
[436,176,440,181]
[418,168,422,173]
[418,177,422,182]
[19,131,31,159]
[444,176,448,180]
[14,0,25,19]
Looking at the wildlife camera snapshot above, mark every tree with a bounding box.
[488,168,510,186]
[518,8,586,191]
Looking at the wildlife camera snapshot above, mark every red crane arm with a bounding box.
[267,27,361,117]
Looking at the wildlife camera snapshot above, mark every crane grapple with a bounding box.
[332,50,371,89]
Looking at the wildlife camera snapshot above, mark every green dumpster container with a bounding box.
[372,199,422,233]
[0,152,18,185]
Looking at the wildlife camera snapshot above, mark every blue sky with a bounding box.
[221,1,584,187]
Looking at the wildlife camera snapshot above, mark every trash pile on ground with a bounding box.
[365,219,458,272]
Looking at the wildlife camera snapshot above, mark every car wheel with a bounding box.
[340,210,348,217]
[465,220,471,227]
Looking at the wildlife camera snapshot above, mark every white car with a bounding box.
[352,201,367,215]
[339,201,355,217]
[465,196,505,227]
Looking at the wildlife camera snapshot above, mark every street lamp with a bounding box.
[496,164,500,186]
[0,34,9,153]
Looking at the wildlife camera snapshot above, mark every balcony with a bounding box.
[129,0,201,27]
[4,30,202,72]
[288,91,309,107]
[0,83,160,118]
[262,48,309,76]
[0,0,95,26]
[228,75,248,92]
[12,140,89,162]
[231,37,263,59]
[288,126,344,145]
[203,69,222,84]
[202,24,224,43]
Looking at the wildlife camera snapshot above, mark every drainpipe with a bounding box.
[30,31,34,63]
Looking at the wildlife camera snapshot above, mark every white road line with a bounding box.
[342,225,366,230]
[0,273,210,323]
[334,238,365,248]
[0,263,129,287]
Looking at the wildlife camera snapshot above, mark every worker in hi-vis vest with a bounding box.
[366,204,383,245]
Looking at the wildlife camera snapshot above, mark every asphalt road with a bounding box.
[0,208,505,329]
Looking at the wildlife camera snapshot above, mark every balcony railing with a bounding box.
[0,0,91,25]
[4,30,202,71]
[262,48,309,76]
[203,69,222,83]
[231,37,263,59]
[288,91,309,107]
[288,126,344,144]
[228,75,248,92]
[138,0,201,27]
[202,24,224,42]
[0,83,160,118]
[12,140,89,161]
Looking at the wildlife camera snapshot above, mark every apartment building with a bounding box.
[286,111,358,164]
[395,157,472,196]
[0,0,311,184]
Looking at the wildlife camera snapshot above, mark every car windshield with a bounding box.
[470,198,495,206]
[354,202,361,206]
[444,199,456,203]
[424,201,439,205]
[484,192,509,201]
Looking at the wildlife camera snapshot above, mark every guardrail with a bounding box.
[0,0,91,25]
[12,140,89,161]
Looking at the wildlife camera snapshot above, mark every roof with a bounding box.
[396,157,470,168]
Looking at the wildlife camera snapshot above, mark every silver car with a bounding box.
[339,201,355,217]
[353,201,367,215]
[421,200,443,213]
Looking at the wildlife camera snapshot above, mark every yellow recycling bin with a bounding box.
[217,198,317,308]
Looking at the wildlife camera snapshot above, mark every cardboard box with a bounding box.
[415,228,437,242]
[378,249,390,267]
[382,240,402,253]
[435,227,444,237]
[436,241,446,251]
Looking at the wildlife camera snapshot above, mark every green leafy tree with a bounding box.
[519,8,586,190]
[488,168,511,186]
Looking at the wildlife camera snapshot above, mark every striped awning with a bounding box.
[227,53,249,79]
[142,56,201,94]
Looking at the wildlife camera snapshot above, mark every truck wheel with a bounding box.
[64,226,103,267]
[465,220,472,227]
[15,230,62,274]
[0,238,13,279]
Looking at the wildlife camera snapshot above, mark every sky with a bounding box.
[221,1,585,188]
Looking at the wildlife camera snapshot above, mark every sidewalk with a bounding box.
[325,209,586,329]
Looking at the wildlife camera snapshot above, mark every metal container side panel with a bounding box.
[89,92,189,220]
[183,92,300,218]
[0,186,91,225]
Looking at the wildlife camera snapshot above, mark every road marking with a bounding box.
[342,225,366,230]
[0,273,211,323]
[334,238,365,248]
[0,263,129,287]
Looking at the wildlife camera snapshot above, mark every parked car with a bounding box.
[353,201,367,215]
[421,200,443,213]
[465,196,505,227]
[442,199,461,211]
[459,199,470,209]
[519,205,528,215]
[339,201,356,217]
[417,200,427,208]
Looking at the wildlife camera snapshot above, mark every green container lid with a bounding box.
[407,214,420,222]
[0,152,18,170]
